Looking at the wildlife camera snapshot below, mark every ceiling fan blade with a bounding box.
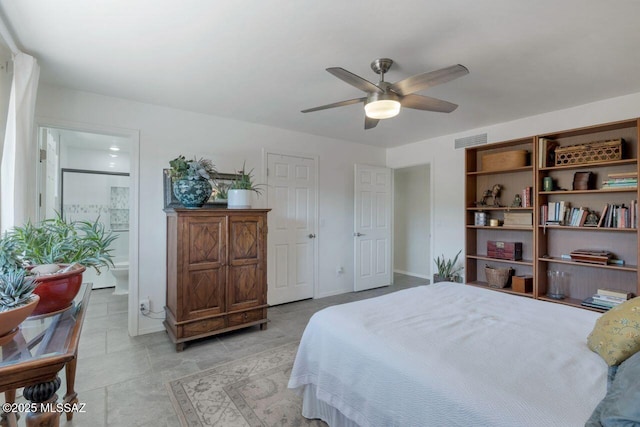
[390,64,469,96]
[327,67,383,94]
[301,97,366,113]
[401,94,458,113]
[364,116,379,129]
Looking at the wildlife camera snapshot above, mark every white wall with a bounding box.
[393,165,430,278]
[35,84,386,334]
[387,91,640,279]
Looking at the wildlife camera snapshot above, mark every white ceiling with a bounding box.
[2,0,640,148]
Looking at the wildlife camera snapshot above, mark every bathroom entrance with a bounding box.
[38,127,132,293]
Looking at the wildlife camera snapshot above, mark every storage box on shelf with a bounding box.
[465,137,535,296]
[536,119,639,310]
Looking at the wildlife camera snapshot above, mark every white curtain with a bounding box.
[0,52,40,233]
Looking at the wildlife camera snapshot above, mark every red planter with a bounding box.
[31,264,86,316]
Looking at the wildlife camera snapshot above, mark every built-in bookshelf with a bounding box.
[465,118,640,311]
[464,137,536,297]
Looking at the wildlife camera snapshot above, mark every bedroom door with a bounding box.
[354,164,392,291]
[266,153,317,305]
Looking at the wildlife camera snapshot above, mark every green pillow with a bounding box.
[587,297,640,366]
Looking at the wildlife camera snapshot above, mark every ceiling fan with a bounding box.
[302,58,469,129]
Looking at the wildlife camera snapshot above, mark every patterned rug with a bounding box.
[167,342,326,426]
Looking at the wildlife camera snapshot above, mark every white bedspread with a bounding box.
[288,283,607,427]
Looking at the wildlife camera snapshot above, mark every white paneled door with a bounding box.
[267,153,317,305]
[354,164,392,291]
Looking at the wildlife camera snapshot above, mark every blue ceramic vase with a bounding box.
[173,178,212,208]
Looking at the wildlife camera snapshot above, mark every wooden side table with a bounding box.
[0,283,91,427]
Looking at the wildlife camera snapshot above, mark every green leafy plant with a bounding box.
[0,232,21,274]
[434,250,463,281]
[169,155,216,181]
[7,213,117,274]
[230,162,264,195]
[0,269,36,312]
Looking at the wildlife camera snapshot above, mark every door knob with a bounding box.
[308,233,316,238]
[354,232,365,237]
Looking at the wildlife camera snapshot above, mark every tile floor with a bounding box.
[11,273,428,426]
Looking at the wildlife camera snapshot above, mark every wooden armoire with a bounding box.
[164,208,269,351]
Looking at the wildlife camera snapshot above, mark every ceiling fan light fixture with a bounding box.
[365,99,401,119]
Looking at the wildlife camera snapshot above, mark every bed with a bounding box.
[288,282,607,427]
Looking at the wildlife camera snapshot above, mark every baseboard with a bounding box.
[393,269,430,280]
[137,323,165,336]
[315,288,353,299]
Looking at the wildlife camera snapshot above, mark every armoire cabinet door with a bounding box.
[227,214,266,312]
[181,215,227,320]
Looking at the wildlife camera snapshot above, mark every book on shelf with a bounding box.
[583,289,632,310]
[570,249,612,265]
[590,298,621,308]
[592,294,627,305]
[607,172,638,179]
[542,201,570,225]
[601,171,637,189]
[597,288,633,299]
[581,297,613,310]
[538,138,559,168]
[597,201,637,229]
[521,187,532,208]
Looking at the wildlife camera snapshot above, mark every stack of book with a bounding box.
[566,206,589,227]
[570,249,612,265]
[597,201,637,228]
[601,172,637,189]
[542,201,570,225]
[581,288,633,310]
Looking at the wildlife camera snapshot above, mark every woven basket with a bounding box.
[555,139,622,166]
[485,265,514,288]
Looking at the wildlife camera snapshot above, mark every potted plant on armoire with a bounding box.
[227,162,264,209]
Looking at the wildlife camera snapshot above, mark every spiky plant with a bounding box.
[434,250,463,281]
[0,270,36,312]
[8,213,117,274]
[230,161,264,195]
[0,232,21,274]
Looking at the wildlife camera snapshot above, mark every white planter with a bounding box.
[227,189,252,209]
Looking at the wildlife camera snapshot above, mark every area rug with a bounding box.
[167,341,326,426]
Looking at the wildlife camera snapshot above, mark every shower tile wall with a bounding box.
[110,186,129,230]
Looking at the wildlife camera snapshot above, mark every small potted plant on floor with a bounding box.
[169,155,217,208]
[5,214,116,315]
[0,269,39,344]
[433,250,463,283]
[227,162,264,209]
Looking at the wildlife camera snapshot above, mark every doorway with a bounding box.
[37,123,140,335]
[265,152,318,305]
[353,164,393,291]
[393,164,431,280]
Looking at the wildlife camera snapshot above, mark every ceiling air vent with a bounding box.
[455,133,487,149]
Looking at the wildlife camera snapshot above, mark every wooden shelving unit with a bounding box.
[465,118,640,311]
[464,137,536,298]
